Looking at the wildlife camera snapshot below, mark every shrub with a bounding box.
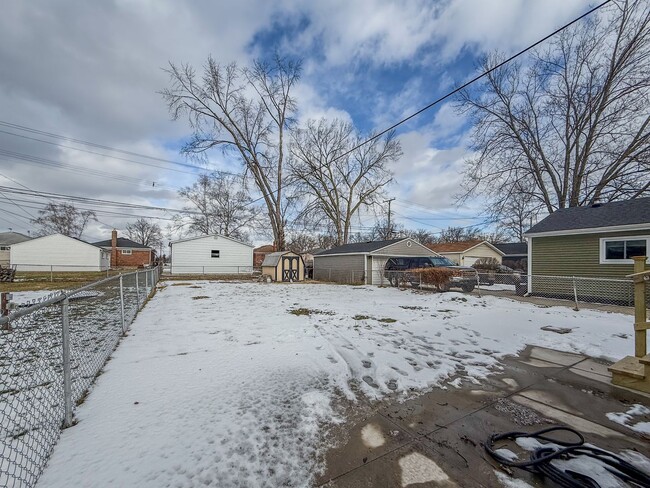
[412,267,456,287]
[472,257,501,271]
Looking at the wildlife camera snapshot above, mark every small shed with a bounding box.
[261,251,305,282]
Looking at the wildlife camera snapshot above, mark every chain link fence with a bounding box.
[0,267,161,487]
[475,272,647,308]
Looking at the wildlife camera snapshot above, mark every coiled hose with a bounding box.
[485,426,650,487]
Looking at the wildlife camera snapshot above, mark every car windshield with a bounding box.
[429,256,456,267]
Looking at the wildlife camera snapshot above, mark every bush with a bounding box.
[472,257,500,271]
[412,267,456,287]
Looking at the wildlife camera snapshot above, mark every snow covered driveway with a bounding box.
[38,281,633,487]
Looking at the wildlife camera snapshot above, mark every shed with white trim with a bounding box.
[169,234,253,274]
[261,251,305,282]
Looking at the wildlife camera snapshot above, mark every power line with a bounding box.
[245,0,611,208]
[0,128,245,181]
[393,200,484,221]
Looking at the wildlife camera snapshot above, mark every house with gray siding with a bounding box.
[313,238,440,285]
[525,197,650,299]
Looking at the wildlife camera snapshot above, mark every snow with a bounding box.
[38,281,636,487]
[494,470,535,488]
[10,290,64,305]
[606,404,650,434]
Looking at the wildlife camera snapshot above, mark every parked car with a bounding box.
[384,256,478,292]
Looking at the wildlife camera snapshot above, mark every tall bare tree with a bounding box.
[290,118,401,245]
[458,0,650,219]
[32,203,96,238]
[178,172,261,241]
[162,55,301,250]
[125,218,163,248]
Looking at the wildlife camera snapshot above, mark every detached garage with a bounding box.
[313,238,438,285]
[10,233,110,272]
[169,234,253,274]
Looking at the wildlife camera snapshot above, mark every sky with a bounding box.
[0,0,593,244]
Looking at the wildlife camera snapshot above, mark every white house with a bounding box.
[10,233,110,272]
[169,234,254,274]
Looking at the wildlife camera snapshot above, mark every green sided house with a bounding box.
[525,197,650,303]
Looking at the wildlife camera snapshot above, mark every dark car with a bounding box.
[384,256,478,292]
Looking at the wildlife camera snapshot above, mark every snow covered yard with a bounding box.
[37,281,635,487]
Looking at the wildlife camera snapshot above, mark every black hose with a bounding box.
[485,426,650,488]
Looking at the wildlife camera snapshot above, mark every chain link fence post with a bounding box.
[119,274,126,334]
[145,268,149,296]
[572,276,580,311]
[61,297,73,428]
[135,270,140,310]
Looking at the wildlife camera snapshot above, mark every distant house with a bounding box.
[10,233,110,272]
[253,244,275,267]
[92,230,154,268]
[170,234,254,274]
[525,198,650,283]
[0,232,31,266]
[313,238,439,285]
[427,240,504,266]
[494,242,528,271]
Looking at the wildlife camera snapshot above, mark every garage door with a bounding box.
[463,256,480,266]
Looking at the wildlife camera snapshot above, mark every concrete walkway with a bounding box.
[317,346,650,487]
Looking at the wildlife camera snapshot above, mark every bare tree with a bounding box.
[125,218,163,248]
[178,172,261,241]
[32,203,96,238]
[459,0,650,220]
[405,229,436,245]
[162,55,301,250]
[290,118,401,245]
[286,233,319,253]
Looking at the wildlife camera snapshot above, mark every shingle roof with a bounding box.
[526,197,650,235]
[261,251,290,267]
[316,238,407,256]
[92,237,151,249]
[494,242,528,256]
[427,240,484,253]
[0,232,32,246]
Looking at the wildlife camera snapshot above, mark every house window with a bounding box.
[211,250,220,258]
[121,249,132,255]
[600,237,649,264]
[0,246,9,251]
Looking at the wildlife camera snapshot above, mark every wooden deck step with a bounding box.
[608,355,645,380]
[639,354,650,366]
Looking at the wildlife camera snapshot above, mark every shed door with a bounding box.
[282,257,299,282]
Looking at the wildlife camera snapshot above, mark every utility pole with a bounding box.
[384,198,395,238]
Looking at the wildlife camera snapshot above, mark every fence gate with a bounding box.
[282,256,299,282]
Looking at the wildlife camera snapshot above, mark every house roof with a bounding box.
[316,238,411,256]
[10,233,108,253]
[427,240,484,253]
[254,244,275,253]
[170,234,254,248]
[526,197,650,236]
[494,242,528,256]
[92,237,151,249]
[0,232,32,246]
[261,251,301,267]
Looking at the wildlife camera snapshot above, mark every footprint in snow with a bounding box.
[363,376,379,389]
[362,360,372,369]
[386,379,398,391]
[391,366,409,376]
[326,355,338,364]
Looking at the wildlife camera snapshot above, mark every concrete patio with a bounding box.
[318,346,650,487]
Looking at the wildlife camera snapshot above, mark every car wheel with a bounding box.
[437,282,451,292]
[461,284,475,292]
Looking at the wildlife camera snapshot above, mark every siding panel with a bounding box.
[313,255,365,283]
[170,235,253,274]
[10,234,106,271]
